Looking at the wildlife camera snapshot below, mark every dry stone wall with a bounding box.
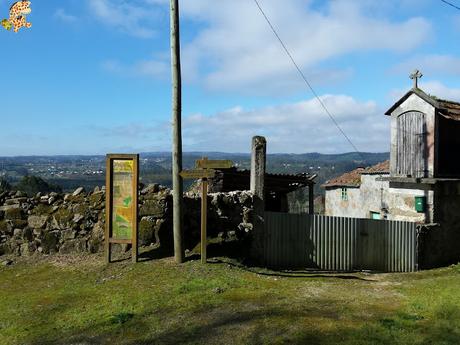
[0,184,253,257]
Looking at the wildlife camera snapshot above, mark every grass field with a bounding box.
[1,253,460,345]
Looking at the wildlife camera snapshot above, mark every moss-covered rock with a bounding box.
[1,240,20,255]
[140,196,168,217]
[23,227,34,242]
[59,239,86,254]
[31,204,54,216]
[4,207,24,220]
[89,192,104,206]
[11,219,27,229]
[154,218,173,251]
[20,242,36,256]
[0,219,12,234]
[61,229,77,241]
[66,194,85,203]
[88,221,104,253]
[27,215,48,229]
[72,203,89,216]
[139,217,156,246]
[41,231,59,254]
[52,208,73,230]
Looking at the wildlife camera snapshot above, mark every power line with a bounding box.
[252,0,365,160]
[441,0,460,10]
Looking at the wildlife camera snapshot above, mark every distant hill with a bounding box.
[0,152,390,195]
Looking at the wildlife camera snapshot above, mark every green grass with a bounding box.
[1,254,460,345]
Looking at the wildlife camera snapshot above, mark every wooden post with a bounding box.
[105,157,111,264]
[132,157,139,263]
[170,0,184,263]
[309,184,314,215]
[201,178,208,264]
[250,136,266,262]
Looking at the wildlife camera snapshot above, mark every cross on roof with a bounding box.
[410,69,423,89]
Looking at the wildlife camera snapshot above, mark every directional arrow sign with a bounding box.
[195,159,233,169]
[179,169,216,179]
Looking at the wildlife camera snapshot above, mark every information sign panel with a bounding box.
[105,154,139,263]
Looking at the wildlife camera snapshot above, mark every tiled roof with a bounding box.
[438,98,460,120]
[361,160,390,174]
[322,160,389,188]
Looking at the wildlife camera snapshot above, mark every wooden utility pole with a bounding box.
[170,0,184,263]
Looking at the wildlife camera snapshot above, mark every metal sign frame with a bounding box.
[105,154,139,263]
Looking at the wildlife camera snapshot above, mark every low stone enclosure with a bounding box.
[1,183,459,270]
[0,184,254,259]
[1,132,459,270]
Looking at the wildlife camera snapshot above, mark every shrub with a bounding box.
[15,175,62,196]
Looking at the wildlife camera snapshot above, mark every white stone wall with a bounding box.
[324,187,362,218]
[325,174,429,222]
[361,174,428,222]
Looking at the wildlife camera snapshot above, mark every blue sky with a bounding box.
[1,0,460,156]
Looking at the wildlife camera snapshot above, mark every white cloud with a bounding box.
[54,9,77,23]
[175,0,431,93]
[89,94,389,154]
[182,94,389,153]
[389,80,460,103]
[99,1,432,94]
[422,81,460,102]
[392,54,460,77]
[87,0,159,38]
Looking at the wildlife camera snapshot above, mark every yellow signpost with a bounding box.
[180,157,233,264]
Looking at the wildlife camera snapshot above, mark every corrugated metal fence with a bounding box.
[264,212,417,272]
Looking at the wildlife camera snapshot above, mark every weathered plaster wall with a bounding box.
[361,174,429,222]
[325,174,429,222]
[324,187,361,218]
[359,175,388,218]
[389,93,436,177]
[0,185,254,257]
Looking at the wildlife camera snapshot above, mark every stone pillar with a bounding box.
[250,136,266,198]
[250,136,266,263]
[309,184,314,215]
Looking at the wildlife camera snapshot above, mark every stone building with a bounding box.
[324,73,460,221]
[323,74,460,266]
[323,160,428,222]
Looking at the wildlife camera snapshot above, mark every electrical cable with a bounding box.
[253,0,365,161]
[441,0,460,11]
